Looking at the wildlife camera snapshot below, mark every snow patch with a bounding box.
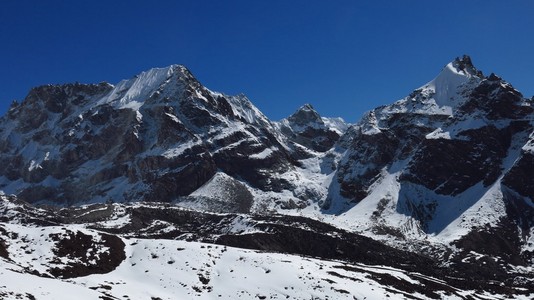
[249,147,276,159]
[522,133,534,153]
[426,128,451,140]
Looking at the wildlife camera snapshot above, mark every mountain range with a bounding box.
[0,55,533,299]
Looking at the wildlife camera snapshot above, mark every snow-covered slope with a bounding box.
[1,225,507,300]
[381,55,483,117]
[1,197,532,299]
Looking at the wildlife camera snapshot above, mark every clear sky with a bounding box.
[1,1,533,122]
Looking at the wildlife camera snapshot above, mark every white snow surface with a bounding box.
[322,116,350,134]
[379,61,482,117]
[249,147,276,159]
[0,222,520,300]
[99,65,178,110]
[425,61,478,108]
[425,128,451,139]
[522,132,534,153]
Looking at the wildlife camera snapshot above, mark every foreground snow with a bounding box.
[2,222,525,300]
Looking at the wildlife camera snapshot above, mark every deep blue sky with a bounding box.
[1,1,533,122]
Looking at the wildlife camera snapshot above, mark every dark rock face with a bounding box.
[333,106,455,203]
[6,83,113,132]
[0,226,9,259]
[459,78,531,120]
[503,150,534,201]
[292,127,340,153]
[142,151,217,202]
[336,128,400,201]
[452,54,483,77]
[48,230,126,279]
[287,104,322,126]
[462,221,531,263]
[213,137,294,192]
[450,208,534,288]
[402,125,512,195]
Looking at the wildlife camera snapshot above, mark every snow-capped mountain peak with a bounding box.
[378,55,485,117]
[274,103,348,153]
[332,55,533,256]
[99,64,193,110]
[421,55,483,108]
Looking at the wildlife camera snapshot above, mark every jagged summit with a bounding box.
[298,103,315,111]
[423,55,484,108]
[451,55,483,77]
[375,56,488,117]
[432,55,483,83]
[287,103,323,126]
[135,64,194,81]
[275,103,347,154]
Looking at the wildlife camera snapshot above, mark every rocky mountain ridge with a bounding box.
[0,65,334,208]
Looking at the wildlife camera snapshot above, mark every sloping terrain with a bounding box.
[0,196,532,299]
